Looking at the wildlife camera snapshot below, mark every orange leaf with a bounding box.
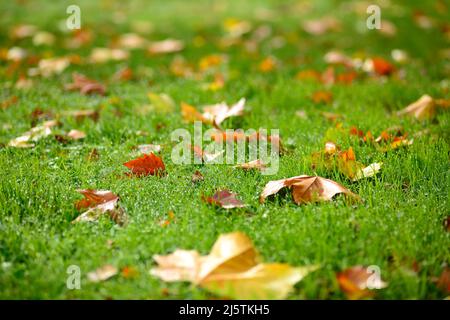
[259,57,277,72]
[123,153,165,177]
[337,266,387,300]
[73,189,127,225]
[371,57,394,76]
[181,102,205,123]
[312,91,333,104]
[75,189,118,210]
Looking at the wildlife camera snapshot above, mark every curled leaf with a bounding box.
[150,232,317,299]
[397,94,435,120]
[65,73,106,96]
[337,266,387,300]
[203,190,246,209]
[202,263,318,300]
[260,175,359,205]
[202,98,246,127]
[8,120,57,148]
[73,189,127,226]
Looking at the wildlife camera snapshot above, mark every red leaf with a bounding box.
[371,57,394,76]
[75,189,118,210]
[123,153,165,177]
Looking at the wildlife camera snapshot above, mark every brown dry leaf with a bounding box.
[8,120,57,148]
[397,94,436,120]
[67,129,86,140]
[152,249,201,282]
[203,190,246,209]
[65,73,106,96]
[260,175,359,205]
[202,98,246,127]
[191,144,224,163]
[123,153,165,177]
[182,98,246,127]
[87,264,118,282]
[147,39,184,54]
[191,170,204,183]
[73,189,128,226]
[15,76,34,90]
[201,263,316,300]
[234,159,267,171]
[150,232,317,299]
[38,57,70,77]
[337,265,387,300]
[89,47,129,63]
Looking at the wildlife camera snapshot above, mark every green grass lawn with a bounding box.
[0,0,449,299]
